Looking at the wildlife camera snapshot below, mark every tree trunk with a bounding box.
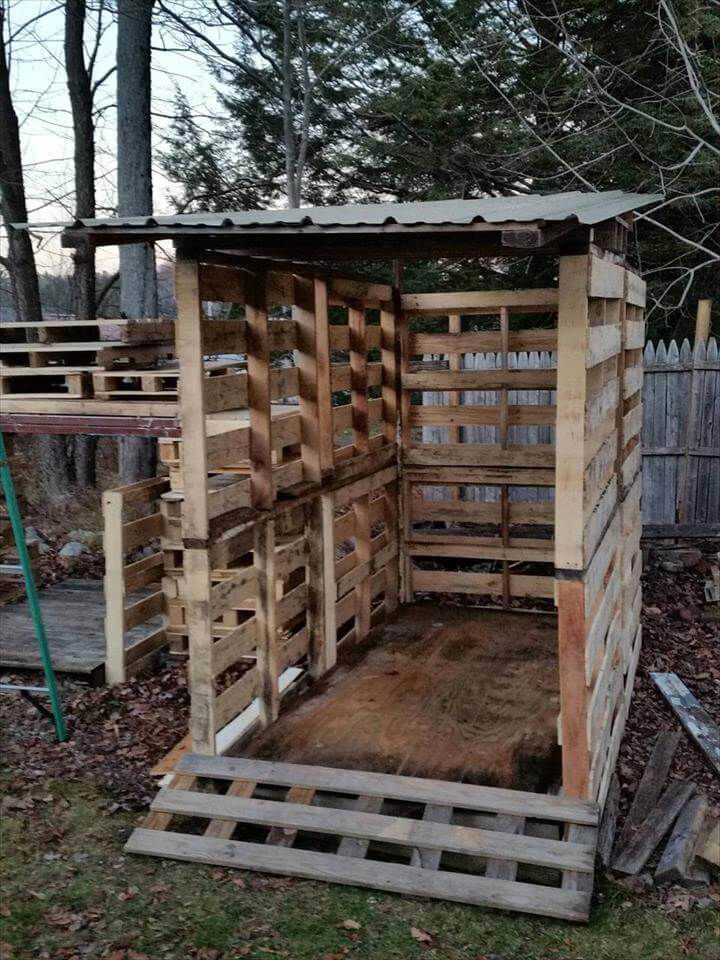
[116,0,158,481]
[65,0,98,486]
[0,7,74,496]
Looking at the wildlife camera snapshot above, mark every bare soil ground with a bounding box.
[247,605,561,791]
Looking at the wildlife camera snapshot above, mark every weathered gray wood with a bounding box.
[151,789,596,872]
[337,795,384,858]
[612,780,696,875]
[175,754,599,825]
[562,824,597,893]
[126,828,592,921]
[410,803,453,870]
[485,814,526,880]
[597,774,620,869]
[613,728,681,858]
[655,793,709,885]
[0,579,160,677]
[652,673,720,776]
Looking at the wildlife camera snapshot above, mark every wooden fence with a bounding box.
[642,337,718,536]
[422,335,719,535]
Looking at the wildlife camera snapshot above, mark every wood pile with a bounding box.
[0,316,240,409]
[599,721,720,886]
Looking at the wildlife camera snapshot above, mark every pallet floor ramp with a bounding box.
[127,755,599,922]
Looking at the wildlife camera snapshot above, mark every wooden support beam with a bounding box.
[175,253,215,753]
[103,490,126,685]
[254,518,280,726]
[557,579,590,800]
[246,270,274,510]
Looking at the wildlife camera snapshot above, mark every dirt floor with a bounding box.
[247,605,561,792]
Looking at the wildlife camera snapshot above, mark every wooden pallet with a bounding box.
[93,360,245,399]
[127,755,599,921]
[0,366,93,398]
[1,317,174,344]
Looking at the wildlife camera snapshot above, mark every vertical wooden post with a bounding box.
[254,517,279,725]
[246,268,279,723]
[695,299,712,344]
[555,254,591,798]
[175,251,215,753]
[320,491,337,670]
[393,261,413,603]
[103,489,126,685]
[314,278,335,477]
[349,300,371,639]
[295,274,330,678]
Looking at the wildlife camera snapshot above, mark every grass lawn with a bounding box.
[1,780,718,960]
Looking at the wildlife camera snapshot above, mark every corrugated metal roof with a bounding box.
[32,190,661,236]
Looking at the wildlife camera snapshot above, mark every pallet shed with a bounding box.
[11,191,659,919]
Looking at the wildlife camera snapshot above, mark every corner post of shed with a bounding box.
[555,253,592,800]
[175,249,215,753]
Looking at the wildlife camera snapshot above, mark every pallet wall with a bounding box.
[556,253,645,804]
[170,256,400,753]
[398,289,559,607]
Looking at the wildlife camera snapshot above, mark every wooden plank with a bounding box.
[175,755,599,825]
[412,569,554,598]
[401,288,559,315]
[408,404,556,427]
[404,443,554,469]
[612,728,681,857]
[175,253,214,754]
[337,796,384,858]
[103,490,126,685]
[265,786,317,848]
[255,519,280,726]
[655,793,709,884]
[126,828,591,921]
[588,257,625,299]
[651,673,720,776]
[485,815,526,881]
[151,790,595,873]
[409,329,557,354]
[313,279,335,475]
[557,578,590,799]
[402,369,555,391]
[410,804,453,870]
[596,774,620,869]
[246,271,274,509]
[555,254,590,570]
[612,781,696,875]
[205,780,256,841]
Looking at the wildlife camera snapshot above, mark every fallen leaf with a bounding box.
[410,927,433,944]
[339,919,361,930]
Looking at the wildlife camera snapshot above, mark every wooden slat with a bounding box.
[486,816,526,880]
[410,804,453,870]
[651,673,720,775]
[151,790,595,873]
[337,796,384,858]
[126,829,591,921]
[401,369,555,391]
[613,781,696,875]
[174,755,599,825]
[401,289,559,315]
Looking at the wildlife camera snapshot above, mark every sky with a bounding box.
[2,0,229,273]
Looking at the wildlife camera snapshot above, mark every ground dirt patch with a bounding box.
[247,605,561,791]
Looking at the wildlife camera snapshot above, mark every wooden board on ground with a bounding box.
[127,754,599,922]
[0,579,161,680]
[651,673,720,776]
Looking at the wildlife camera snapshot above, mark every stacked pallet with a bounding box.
[0,315,183,406]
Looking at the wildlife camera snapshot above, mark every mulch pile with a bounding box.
[616,542,719,818]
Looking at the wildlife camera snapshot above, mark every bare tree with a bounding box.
[64,0,115,485]
[117,0,158,481]
[0,0,75,496]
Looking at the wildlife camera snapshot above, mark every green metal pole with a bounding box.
[0,433,67,742]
